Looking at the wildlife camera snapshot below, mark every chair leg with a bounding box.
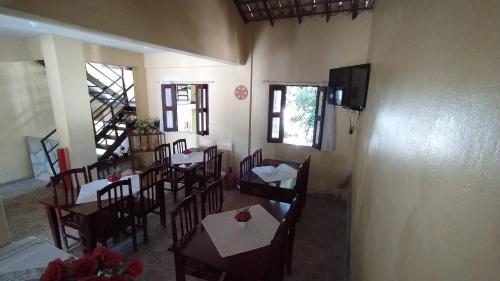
[59,225,70,250]
[173,181,178,202]
[142,215,149,243]
[131,224,138,252]
[286,223,296,275]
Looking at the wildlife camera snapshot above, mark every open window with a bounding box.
[267,85,326,149]
[161,84,209,135]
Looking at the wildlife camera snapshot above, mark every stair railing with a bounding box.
[40,129,59,176]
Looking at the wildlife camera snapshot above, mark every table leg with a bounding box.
[184,169,195,197]
[82,214,97,254]
[43,204,62,249]
[174,252,186,281]
[158,184,167,227]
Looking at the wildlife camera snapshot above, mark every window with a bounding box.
[267,85,326,149]
[161,84,209,135]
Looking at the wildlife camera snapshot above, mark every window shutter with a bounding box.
[161,84,178,132]
[267,85,286,143]
[195,84,209,136]
[312,86,327,149]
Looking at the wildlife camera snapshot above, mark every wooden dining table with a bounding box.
[38,178,166,252]
[172,147,223,197]
[174,191,290,281]
[239,159,301,203]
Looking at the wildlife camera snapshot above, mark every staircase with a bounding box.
[86,62,136,160]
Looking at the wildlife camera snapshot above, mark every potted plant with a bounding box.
[234,208,252,229]
[152,117,161,129]
[134,119,153,135]
[40,247,143,281]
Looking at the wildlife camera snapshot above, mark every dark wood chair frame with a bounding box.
[173,138,188,154]
[195,145,218,191]
[87,158,117,181]
[285,195,300,275]
[50,168,88,252]
[200,180,224,219]
[134,165,166,243]
[96,178,137,252]
[267,218,290,281]
[154,143,185,202]
[239,155,252,179]
[252,148,263,167]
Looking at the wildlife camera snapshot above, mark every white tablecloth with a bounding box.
[251,164,297,182]
[201,204,279,257]
[170,151,204,165]
[76,175,140,204]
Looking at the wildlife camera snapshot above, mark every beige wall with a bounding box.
[0,0,247,64]
[143,14,373,194]
[249,15,372,193]
[0,59,53,183]
[144,52,251,172]
[351,0,500,280]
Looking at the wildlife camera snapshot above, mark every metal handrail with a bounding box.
[40,129,59,176]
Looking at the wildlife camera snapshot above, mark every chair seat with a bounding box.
[132,197,160,213]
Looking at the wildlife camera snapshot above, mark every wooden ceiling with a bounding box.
[233,0,375,25]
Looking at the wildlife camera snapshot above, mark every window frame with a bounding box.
[161,83,209,135]
[266,84,326,149]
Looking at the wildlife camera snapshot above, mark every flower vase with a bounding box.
[237,221,247,229]
[224,167,238,190]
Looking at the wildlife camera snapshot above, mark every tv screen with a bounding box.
[328,64,370,110]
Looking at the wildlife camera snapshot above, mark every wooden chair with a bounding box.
[96,179,137,252]
[170,194,222,281]
[301,154,311,207]
[252,148,262,167]
[266,218,290,281]
[87,158,117,181]
[133,166,166,243]
[154,144,185,202]
[200,181,223,219]
[239,155,252,179]
[285,195,300,274]
[50,168,88,252]
[173,138,188,154]
[195,146,218,191]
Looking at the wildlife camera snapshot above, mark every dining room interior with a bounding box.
[0,0,498,281]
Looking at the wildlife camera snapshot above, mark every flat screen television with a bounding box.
[328,64,370,111]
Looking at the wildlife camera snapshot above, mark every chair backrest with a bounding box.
[87,158,117,181]
[138,166,163,212]
[201,181,223,219]
[172,138,187,154]
[97,178,133,210]
[240,155,252,179]
[154,143,173,176]
[202,145,218,179]
[268,218,289,281]
[50,168,88,207]
[252,148,263,167]
[216,153,223,181]
[171,194,199,249]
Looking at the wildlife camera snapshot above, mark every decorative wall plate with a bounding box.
[234,85,249,100]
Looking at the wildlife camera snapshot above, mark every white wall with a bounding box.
[143,13,373,194]
[0,60,53,183]
[144,52,251,172]
[249,14,373,193]
[351,0,500,280]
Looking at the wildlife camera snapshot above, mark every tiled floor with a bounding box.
[1,178,348,281]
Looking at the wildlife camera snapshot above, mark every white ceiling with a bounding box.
[0,13,166,53]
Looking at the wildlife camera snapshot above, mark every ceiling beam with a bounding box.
[352,0,359,19]
[294,0,303,24]
[233,0,249,23]
[243,6,372,22]
[264,0,274,26]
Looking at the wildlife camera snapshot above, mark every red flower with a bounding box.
[235,210,252,222]
[123,258,144,277]
[73,256,98,278]
[92,247,122,268]
[78,276,110,281]
[109,275,129,281]
[40,259,67,281]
